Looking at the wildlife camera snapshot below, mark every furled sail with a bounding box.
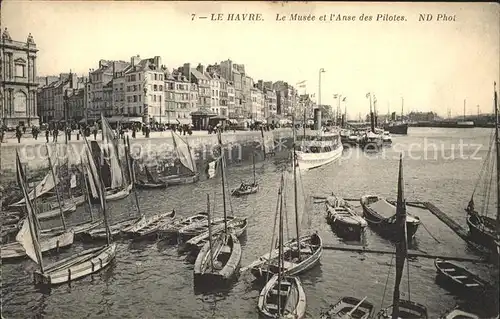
[83,153,99,199]
[101,115,124,189]
[171,131,196,173]
[15,152,44,266]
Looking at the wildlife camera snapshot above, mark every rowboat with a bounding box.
[434,258,489,294]
[34,244,117,285]
[326,195,367,239]
[257,275,306,319]
[193,232,241,283]
[105,183,132,201]
[183,217,248,254]
[83,216,144,240]
[439,308,479,319]
[122,210,176,239]
[157,212,208,238]
[178,216,236,239]
[320,296,374,319]
[231,183,258,197]
[135,180,167,189]
[247,233,322,280]
[37,201,77,221]
[377,300,428,319]
[360,195,420,240]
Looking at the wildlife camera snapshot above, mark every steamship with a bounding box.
[295,110,343,171]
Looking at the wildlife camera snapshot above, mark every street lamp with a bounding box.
[318,68,326,108]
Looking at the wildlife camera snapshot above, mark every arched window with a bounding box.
[14,91,27,115]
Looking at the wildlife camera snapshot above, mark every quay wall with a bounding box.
[0,129,293,179]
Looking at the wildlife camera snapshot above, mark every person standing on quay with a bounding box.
[15,125,22,143]
[53,127,59,142]
[45,128,50,143]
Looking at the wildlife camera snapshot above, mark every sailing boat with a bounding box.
[121,135,176,239]
[135,164,166,189]
[258,174,306,319]
[40,148,103,237]
[244,114,323,280]
[377,154,428,319]
[96,114,133,201]
[184,130,248,254]
[14,144,118,286]
[159,131,199,186]
[193,193,241,284]
[465,82,500,252]
[231,151,259,196]
[1,151,75,261]
[83,133,144,240]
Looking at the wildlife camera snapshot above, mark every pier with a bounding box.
[315,195,491,261]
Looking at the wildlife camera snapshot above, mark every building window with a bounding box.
[15,64,26,78]
[133,95,137,102]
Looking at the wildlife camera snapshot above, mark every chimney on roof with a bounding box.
[182,63,190,79]
[154,56,162,69]
[131,55,141,67]
[196,64,204,74]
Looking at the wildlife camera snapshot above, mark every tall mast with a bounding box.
[277,174,285,316]
[252,151,256,185]
[392,154,408,318]
[368,93,375,133]
[401,97,404,122]
[292,113,301,260]
[217,130,228,234]
[493,82,499,229]
[46,144,67,230]
[206,194,214,271]
[80,160,94,221]
[126,136,141,217]
[464,99,467,121]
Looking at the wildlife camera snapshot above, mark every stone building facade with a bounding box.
[0,28,40,128]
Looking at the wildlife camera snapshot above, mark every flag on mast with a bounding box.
[366,92,371,98]
[342,97,346,102]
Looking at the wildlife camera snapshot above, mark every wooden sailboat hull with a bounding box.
[178,216,236,239]
[248,234,322,280]
[160,173,199,186]
[257,275,306,319]
[434,258,489,294]
[105,183,133,201]
[33,243,117,286]
[1,231,74,260]
[377,299,428,318]
[466,213,498,249]
[319,296,375,319]
[82,216,142,240]
[122,210,176,239]
[231,183,259,197]
[439,308,480,319]
[193,232,241,284]
[157,213,208,240]
[37,202,77,221]
[182,218,248,254]
[360,195,420,240]
[326,204,367,239]
[41,220,103,238]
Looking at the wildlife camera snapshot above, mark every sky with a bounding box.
[3,1,499,119]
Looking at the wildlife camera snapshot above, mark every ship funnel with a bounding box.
[314,108,322,130]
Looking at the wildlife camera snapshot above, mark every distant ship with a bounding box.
[383,122,408,135]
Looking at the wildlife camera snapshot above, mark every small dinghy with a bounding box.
[258,275,306,319]
[41,219,103,238]
[37,201,77,221]
[360,195,420,240]
[158,212,208,238]
[434,258,489,294]
[320,296,374,319]
[231,152,259,197]
[231,182,258,197]
[83,216,144,240]
[123,210,176,240]
[183,217,248,254]
[178,216,235,239]
[326,195,367,239]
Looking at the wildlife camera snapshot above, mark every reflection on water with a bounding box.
[2,128,499,318]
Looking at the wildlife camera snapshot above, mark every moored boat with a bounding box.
[159,131,199,186]
[231,152,259,197]
[183,217,247,254]
[258,274,306,319]
[135,165,167,189]
[381,131,392,144]
[360,195,420,240]
[295,128,343,171]
[178,216,235,239]
[36,201,77,221]
[157,212,208,238]
[326,195,367,239]
[439,308,479,319]
[383,122,408,135]
[320,296,374,319]
[434,258,490,294]
[122,210,176,239]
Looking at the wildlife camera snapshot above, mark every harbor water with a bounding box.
[2,127,499,318]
